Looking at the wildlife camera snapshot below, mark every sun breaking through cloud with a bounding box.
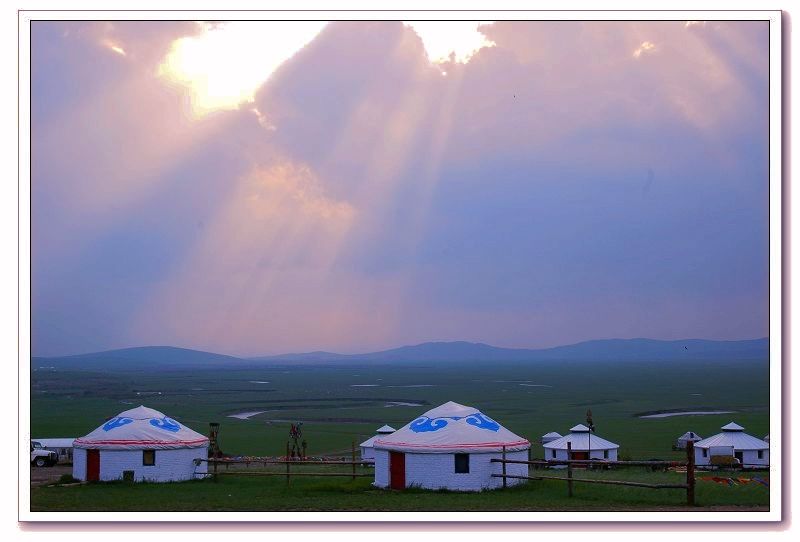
[405,21,495,66]
[157,21,328,116]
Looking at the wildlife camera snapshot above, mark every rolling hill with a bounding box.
[32,337,768,371]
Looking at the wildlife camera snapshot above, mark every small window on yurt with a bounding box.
[702,449,708,458]
[454,453,469,473]
[603,450,608,459]
[143,450,156,466]
[758,450,764,459]
[551,450,556,459]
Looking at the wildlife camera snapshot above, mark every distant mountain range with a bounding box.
[31,337,769,371]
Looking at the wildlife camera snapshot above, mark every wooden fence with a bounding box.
[203,441,374,485]
[491,440,697,505]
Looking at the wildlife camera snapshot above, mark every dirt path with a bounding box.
[30,464,72,487]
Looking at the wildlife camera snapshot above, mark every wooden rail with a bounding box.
[213,472,372,478]
[205,441,372,484]
[493,459,686,467]
[492,473,687,489]
[204,459,372,466]
[492,441,697,506]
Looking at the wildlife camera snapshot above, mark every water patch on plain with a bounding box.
[384,401,425,407]
[350,384,380,387]
[385,384,435,388]
[639,410,736,419]
[249,381,271,384]
[518,383,552,388]
[227,411,267,420]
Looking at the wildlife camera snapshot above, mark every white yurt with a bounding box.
[693,422,769,467]
[372,401,530,492]
[543,424,619,462]
[360,424,396,461]
[675,431,703,449]
[73,405,209,482]
[540,432,562,445]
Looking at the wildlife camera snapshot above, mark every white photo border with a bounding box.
[17,7,783,524]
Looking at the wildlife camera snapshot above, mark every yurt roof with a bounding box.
[678,431,702,440]
[73,405,209,450]
[543,425,619,451]
[694,423,768,451]
[721,422,745,431]
[542,432,563,438]
[362,425,397,447]
[373,401,530,453]
[570,424,591,433]
[360,435,379,448]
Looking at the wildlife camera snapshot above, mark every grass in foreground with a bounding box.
[31,468,769,512]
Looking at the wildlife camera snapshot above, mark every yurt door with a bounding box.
[86,449,100,481]
[389,452,405,489]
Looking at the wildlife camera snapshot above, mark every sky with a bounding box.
[31,20,770,357]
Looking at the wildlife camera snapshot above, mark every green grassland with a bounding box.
[30,357,770,511]
[31,358,769,460]
[30,467,769,512]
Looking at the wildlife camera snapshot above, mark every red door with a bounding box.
[87,449,100,481]
[571,451,589,460]
[389,452,405,489]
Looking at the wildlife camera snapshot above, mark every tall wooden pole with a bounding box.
[686,440,695,506]
[567,441,574,498]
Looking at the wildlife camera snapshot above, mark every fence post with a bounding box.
[286,441,291,487]
[352,440,356,481]
[213,458,218,482]
[502,445,507,489]
[567,441,573,498]
[687,440,695,506]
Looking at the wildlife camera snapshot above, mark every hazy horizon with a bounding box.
[34,335,770,360]
[32,21,769,357]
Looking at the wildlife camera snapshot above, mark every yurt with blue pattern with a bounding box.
[73,405,209,482]
[372,401,530,491]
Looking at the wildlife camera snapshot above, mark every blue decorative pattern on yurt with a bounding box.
[149,417,181,432]
[409,412,500,433]
[465,412,500,431]
[102,417,134,431]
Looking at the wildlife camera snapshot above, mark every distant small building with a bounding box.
[675,431,703,450]
[543,424,619,462]
[360,424,397,461]
[764,434,770,443]
[33,438,76,463]
[694,422,769,468]
[540,432,562,445]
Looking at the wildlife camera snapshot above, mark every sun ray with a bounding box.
[157,21,328,116]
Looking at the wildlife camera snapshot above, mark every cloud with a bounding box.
[632,40,655,58]
[405,21,495,65]
[31,20,769,356]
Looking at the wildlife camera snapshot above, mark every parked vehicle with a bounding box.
[30,441,58,467]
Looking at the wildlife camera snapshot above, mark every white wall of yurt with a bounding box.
[73,447,208,482]
[373,449,528,491]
